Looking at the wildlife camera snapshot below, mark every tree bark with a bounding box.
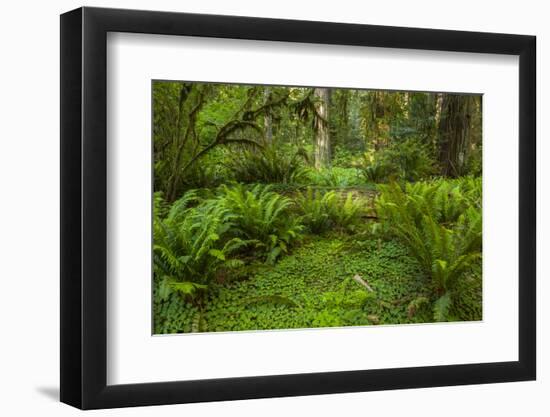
[166,83,195,201]
[438,94,474,177]
[403,91,410,119]
[314,88,331,169]
[263,87,273,142]
[434,93,443,128]
[371,91,386,150]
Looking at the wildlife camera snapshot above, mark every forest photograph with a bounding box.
[152,81,483,334]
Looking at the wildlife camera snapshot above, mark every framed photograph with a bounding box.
[60,6,536,410]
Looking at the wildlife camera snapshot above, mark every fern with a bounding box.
[218,184,304,263]
[375,178,482,321]
[295,188,333,233]
[327,192,364,232]
[153,192,249,300]
[228,142,309,184]
[360,159,395,183]
[307,167,363,187]
[433,293,452,322]
[296,188,364,234]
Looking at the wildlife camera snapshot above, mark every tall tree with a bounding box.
[330,89,350,150]
[406,92,439,147]
[360,91,395,150]
[314,88,331,168]
[263,87,273,142]
[438,94,475,177]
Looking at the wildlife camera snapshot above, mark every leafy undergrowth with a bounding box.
[154,234,473,334]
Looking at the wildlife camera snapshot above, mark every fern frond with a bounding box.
[433,293,452,322]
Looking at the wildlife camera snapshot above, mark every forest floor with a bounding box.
[154,181,482,334]
[200,234,433,332]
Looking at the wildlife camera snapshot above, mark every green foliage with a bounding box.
[178,150,229,189]
[359,139,436,183]
[433,293,452,322]
[295,188,334,234]
[466,144,482,176]
[312,278,378,327]
[328,192,364,232]
[195,237,429,332]
[218,184,304,263]
[447,262,482,321]
[359,158,395,183]
[375,178,482,321]
[376,177,481,228]
[153,191,249,299]
[385,139,436,181]
[243,294,300,309]
[153,291,201,334]
[331,146,357,167]
[154,177,482,332]
[407,296,430,319]
[295,188,364,233]
[152,81,483,334]
[154,221,480,333]
[306,167,363,187]
[228,143,309,184]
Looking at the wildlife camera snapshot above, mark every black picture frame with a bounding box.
[60,6,536,410]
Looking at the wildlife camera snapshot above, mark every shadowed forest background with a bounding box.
[153,81,482,334]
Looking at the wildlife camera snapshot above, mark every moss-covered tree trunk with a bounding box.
[314,88,330,169]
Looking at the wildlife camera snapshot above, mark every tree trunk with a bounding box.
[425,92,439,151]
[438,94,474,177]
[314,88,331,169]
[166,83,194,201]
[403,91,410,119]
[434,93,443,128]
[371,91,386,150]
[263,87,272,142]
